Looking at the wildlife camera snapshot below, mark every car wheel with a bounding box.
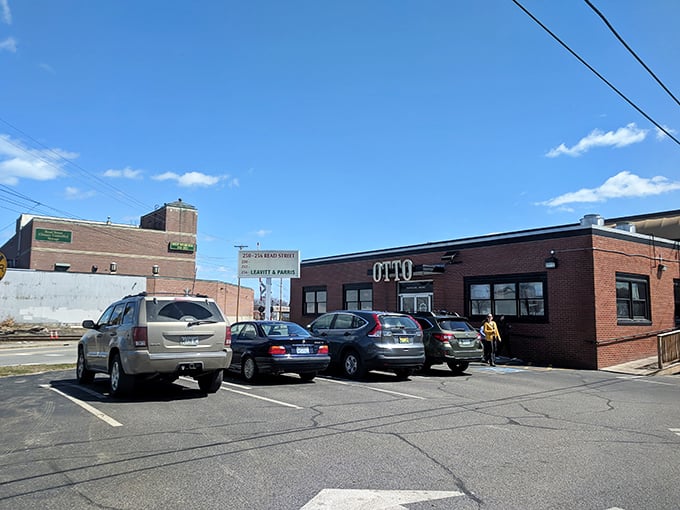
[342,350,366,379]
[447,360,469,374]
[241,356,258,382]
[110,353,135,397]
[298,372,317,382]
[76,347,95,384]
[197,370,223,394]
[394,368,412,380]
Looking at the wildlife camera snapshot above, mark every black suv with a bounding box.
[412,311,483,374]
[307,310,425,379]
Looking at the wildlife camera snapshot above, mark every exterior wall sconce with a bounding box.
[657,263,667,277]
[91,265,98,273]
[110,261,117,273]
[545,250,558,269]
[152,264,160,276]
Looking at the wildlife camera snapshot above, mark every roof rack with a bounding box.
[121,291,210,300]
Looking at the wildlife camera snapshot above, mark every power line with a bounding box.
[0,117,153,212]
[511,0,680,147]
[584,0,680,109]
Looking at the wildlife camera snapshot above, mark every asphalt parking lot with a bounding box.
[2,358,680,510]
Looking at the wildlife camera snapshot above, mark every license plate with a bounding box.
[459,340,472,347]
[296,346,310,354]
[398,337,411,344]
[180,336,199,346]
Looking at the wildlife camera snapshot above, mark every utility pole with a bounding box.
[234,244,248,321]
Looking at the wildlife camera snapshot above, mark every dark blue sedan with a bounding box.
[229,321,330,382]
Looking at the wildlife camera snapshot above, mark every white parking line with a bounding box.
[40,384,123,427]
[222,381,252,390]
[219,386,303,409]
[616,376,676,386]
[318,377,425,400]
[177,376,303,409]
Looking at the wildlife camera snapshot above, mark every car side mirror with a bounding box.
[82,319,97,329]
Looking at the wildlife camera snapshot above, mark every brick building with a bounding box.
[0,200,253,321]
[290,211,680,370]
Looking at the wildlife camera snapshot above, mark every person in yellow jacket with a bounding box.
[481,313,502,366]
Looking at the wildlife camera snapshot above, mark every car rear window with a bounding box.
[262,322,311,337]
[437,319,474,332]
[380,315,419,330]
[146,300,224,323]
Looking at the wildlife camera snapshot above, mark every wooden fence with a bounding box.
[658,330,680,369]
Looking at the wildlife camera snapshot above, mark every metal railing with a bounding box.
[658,330,680,369]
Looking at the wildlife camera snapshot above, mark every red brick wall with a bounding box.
[592,234,678,367]
[291,229,678,370]
[24,218,196,279]
[146,276,255,322]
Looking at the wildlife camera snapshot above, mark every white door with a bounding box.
[400,293,431,313]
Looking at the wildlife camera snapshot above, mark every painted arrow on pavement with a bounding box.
[301,489,464,509]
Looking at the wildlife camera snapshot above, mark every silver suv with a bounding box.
[76,292,232,396]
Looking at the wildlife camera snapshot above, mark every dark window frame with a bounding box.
[303,286,327,316]
[675,279,680,327]
[464,273,548,323]
[343,282,373,311]
[616,272,651,325]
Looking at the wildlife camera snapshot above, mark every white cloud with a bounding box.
[655,125,677,141]
[0,36,16,52]
[0,0,11,24]
[254,229,272,237]
[537,171,680,207]
[546,123,647,157]
[64,186,96,200]
[39,63,55,73]
[103,167,143,179]
[0,134,77,185]
[151,171,228,187]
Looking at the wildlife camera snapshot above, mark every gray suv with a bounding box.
[308,310,425,379]
[76,292,232,396]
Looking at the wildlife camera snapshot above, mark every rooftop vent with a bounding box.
[615,222,636,233]
[580,214,604,227]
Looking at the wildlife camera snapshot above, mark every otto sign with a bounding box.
[372,259,413,282]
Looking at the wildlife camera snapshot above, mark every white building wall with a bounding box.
[0,269,147,325]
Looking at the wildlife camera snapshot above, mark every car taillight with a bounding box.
[318,344,329,354]
[132,327,148,348]
[268,345,287,355]
[367,314,383,338]
[433,333,453,343]
[225,327,232,346]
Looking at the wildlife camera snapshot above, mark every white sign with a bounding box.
[372,259,413,282]
[238,250,300,278]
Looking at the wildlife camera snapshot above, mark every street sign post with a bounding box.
[237,250,300,320]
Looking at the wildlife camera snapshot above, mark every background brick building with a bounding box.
[290,211,680,370]
[0,200,253,322]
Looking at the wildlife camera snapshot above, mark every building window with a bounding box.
[344,283,373,310]
[467,274,546,321]
[616,273,650,323]
[303,286,327,315]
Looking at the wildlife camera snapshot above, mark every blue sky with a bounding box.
[1,1,679,300]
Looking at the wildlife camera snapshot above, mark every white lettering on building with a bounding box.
[372,259,413,282]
